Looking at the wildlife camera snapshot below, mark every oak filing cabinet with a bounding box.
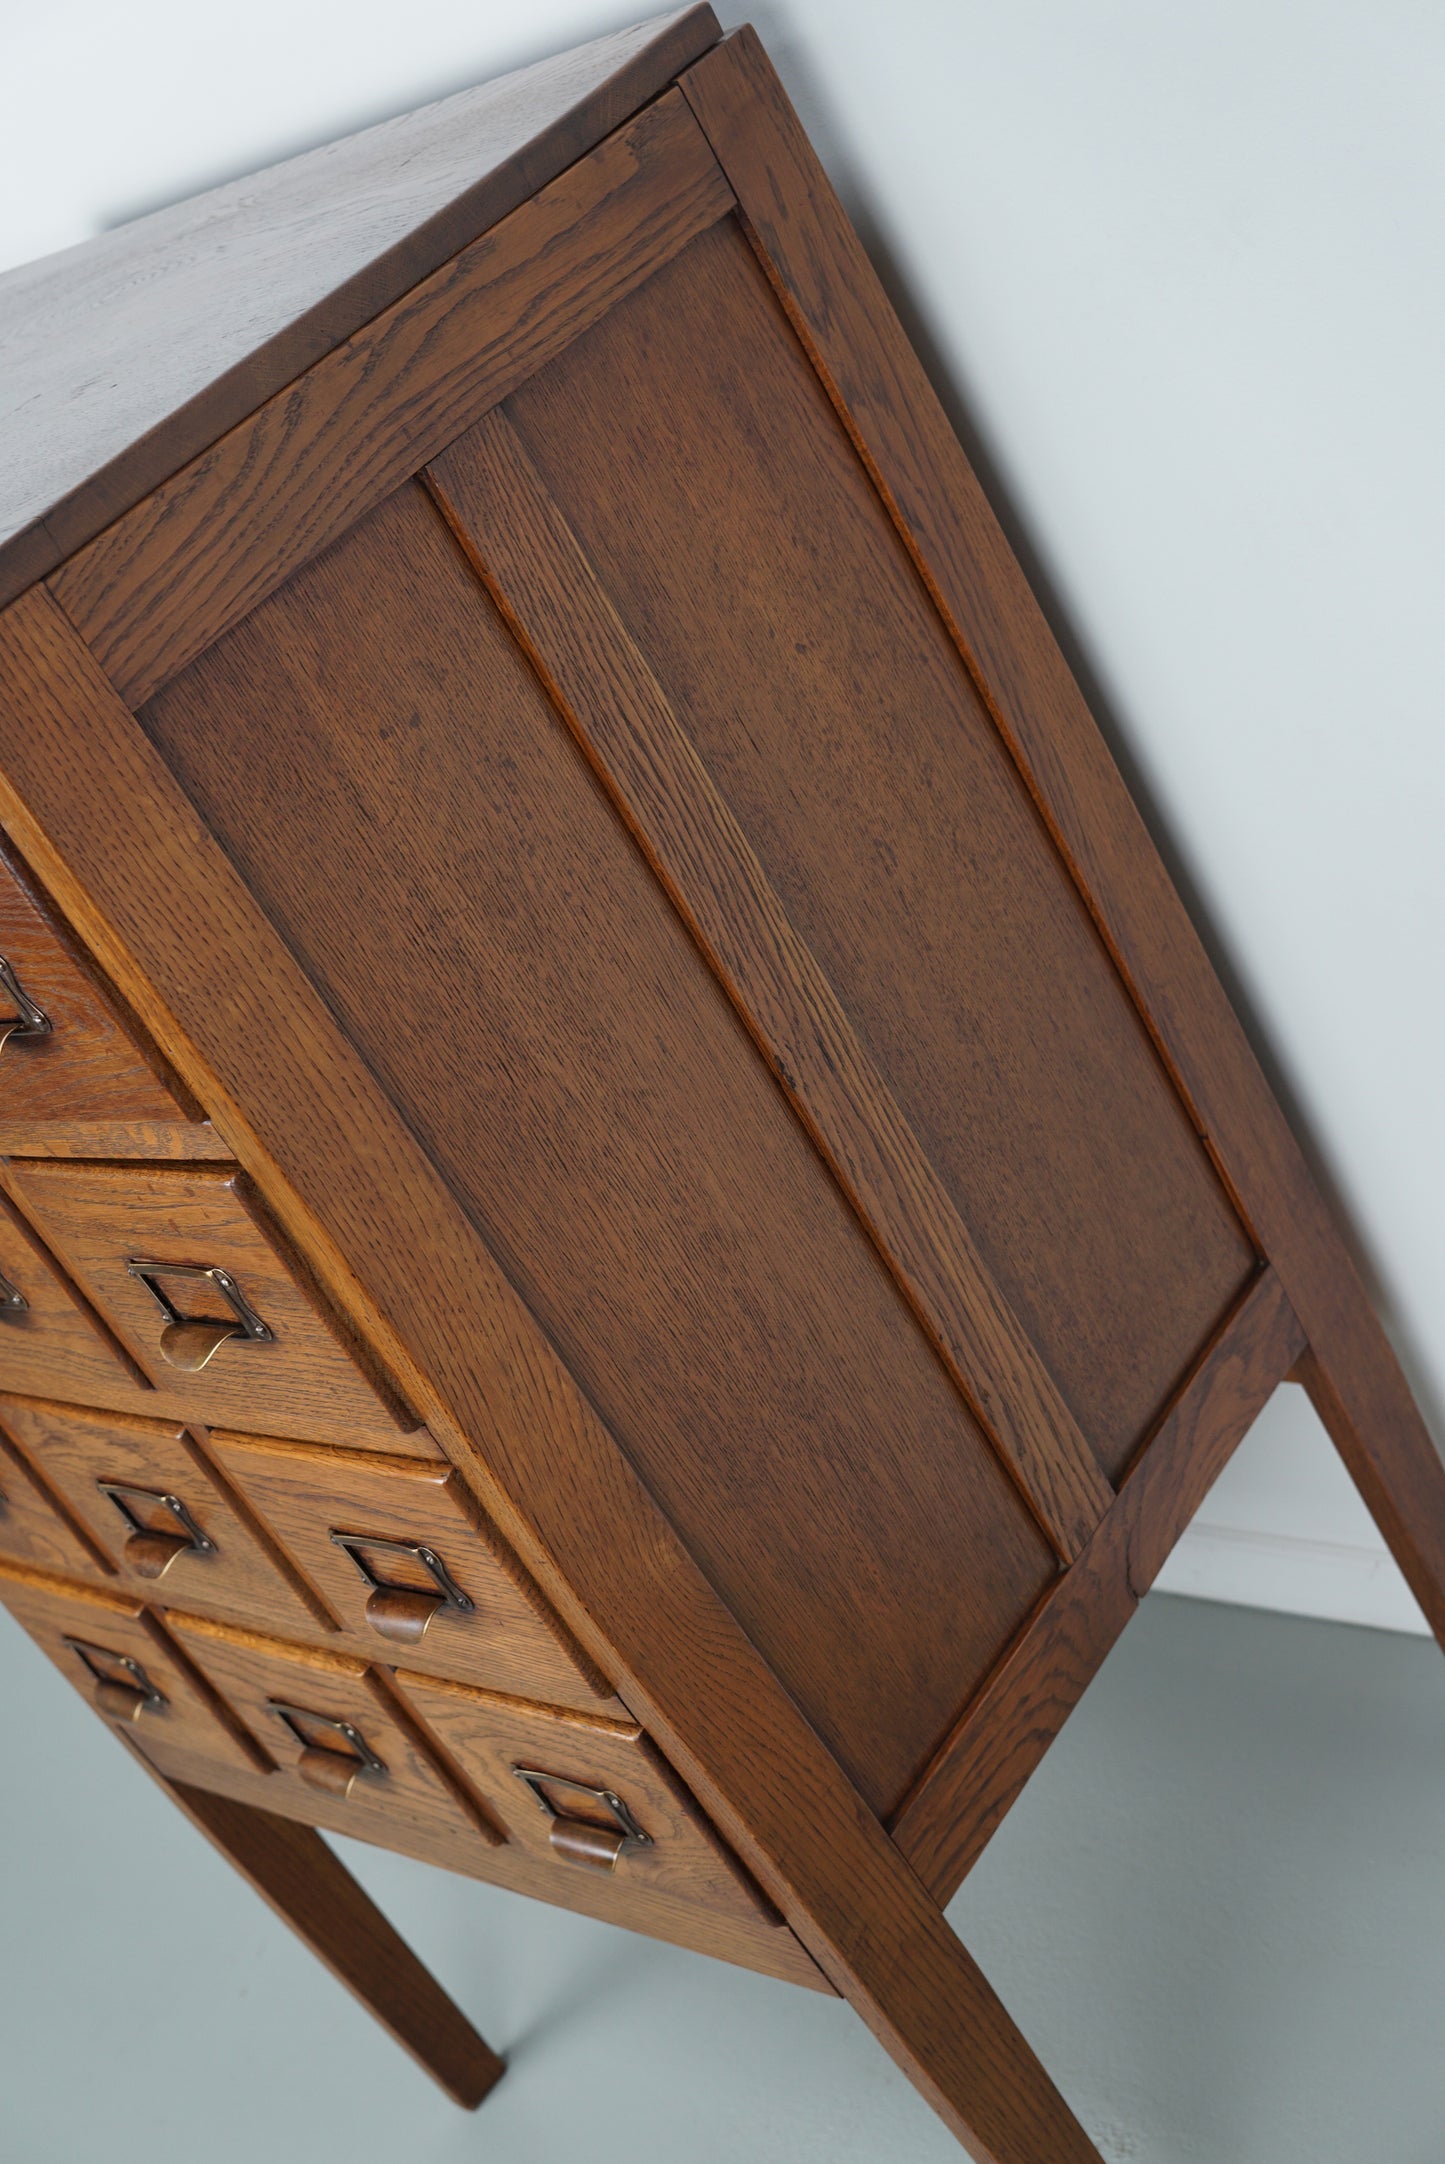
[1,13,1442,2156]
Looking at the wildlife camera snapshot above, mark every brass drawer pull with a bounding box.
[268,1699,387,1799]
[126,1258,275,1372]
[0,1270,27,1316]
[62,1635,168,1724]
[0,954,52,1051]
[513,1766,654,1873]
[330,1529,475,1647]
[97,1479,217,1581]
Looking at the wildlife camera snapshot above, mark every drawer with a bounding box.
[0,835,222,1155]
[7,1163,430,1452]
[0,1396,326,1635]
[390,1672,774,1925]
[0,1189,142,1406]
[0,1423,107,1580]
[0,1561,268,1783]
[168,1615,501,1859]
[209,1431,619,1712]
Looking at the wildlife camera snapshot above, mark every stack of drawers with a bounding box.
[0,836,784,1971]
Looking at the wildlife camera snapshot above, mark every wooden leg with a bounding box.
[1296,1340,1445,1652]
[833,1909,1107,2164]
[165,1778,504,2107]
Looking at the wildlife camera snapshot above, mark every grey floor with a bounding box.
[2,1592,1443,2162]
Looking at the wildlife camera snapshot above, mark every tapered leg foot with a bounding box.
[1297,1344,1445,1654]
[167,1778,504,2107]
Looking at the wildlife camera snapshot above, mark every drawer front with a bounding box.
[209,1432,618,1712]
[0,1562,268,1782]
[7,1163,428,1451]
[0,1425,107,1580]
[391,1671,773,1924]
[0,836,211,1148]
[0,1192,142,1406]
[0,1396,326,1635]
[169,1615,501,1857]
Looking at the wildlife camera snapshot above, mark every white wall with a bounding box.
[3,1,1441,1633]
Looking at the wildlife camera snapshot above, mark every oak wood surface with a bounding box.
[134,477,1055,1820]
[0,7,721,609]
[0,1120,233,1161]
[0,1395,329,1632]
[428,408,1108,1561]
[0,1419,110,1579]
[891,1269,1306,1901]
[502,212,1257,1488]
[0,574,1104,2164]
[168,1611,502,1856]
[0,1555,270,1780]
[160,1773,505,2106]
[50,91,735,707]
[208,1430,621,1711]
[8,1161,429,1451]
[0,1182,149,1405]
[153,1747,831,1992]
[681,28,1445,1651]
[391,1667,775,1923]
[0,829,207,1138]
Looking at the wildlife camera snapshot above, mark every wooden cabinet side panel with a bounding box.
[131,479,1055,1818]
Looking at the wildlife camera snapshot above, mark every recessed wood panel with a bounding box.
[503,216,1257,1478]
[137,480,1056,1815]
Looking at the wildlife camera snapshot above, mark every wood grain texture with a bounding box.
[0,580,1103,2164]
[0,7,721,608]
[50,91,735,707]
[7,1161,427,1451]
[891,1270,1306,1902]
[0,1395,329,1633]
[429,409,1108,1559]
[391,1668,775,1924]
[680,29,1445,1651]
[0,1119,233,1160]
[208,1430,621,1711]
[154,1747,830,1992]
[0,1182,147,1406]
[0,1418,110,1579]
[503,212,1257,1488]
[160,1774,504,2106]
[0,827,211,1139]
[168,1612,502,1855]
[0,1555,271,1779]
[134,478,1055,1819]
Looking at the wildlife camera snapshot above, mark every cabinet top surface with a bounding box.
[0,7,719,611]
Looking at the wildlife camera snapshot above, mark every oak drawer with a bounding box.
[208,1432,619,1712]
[0,1423,106,1580]
[0,1396,326,1635]
[0,1562,267,1782]
[390,1671,775,1925]
[6,1163,429,1451]
[0,835,222,1156]
[168,1615,501,1860]
[0,1192,141,1405]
